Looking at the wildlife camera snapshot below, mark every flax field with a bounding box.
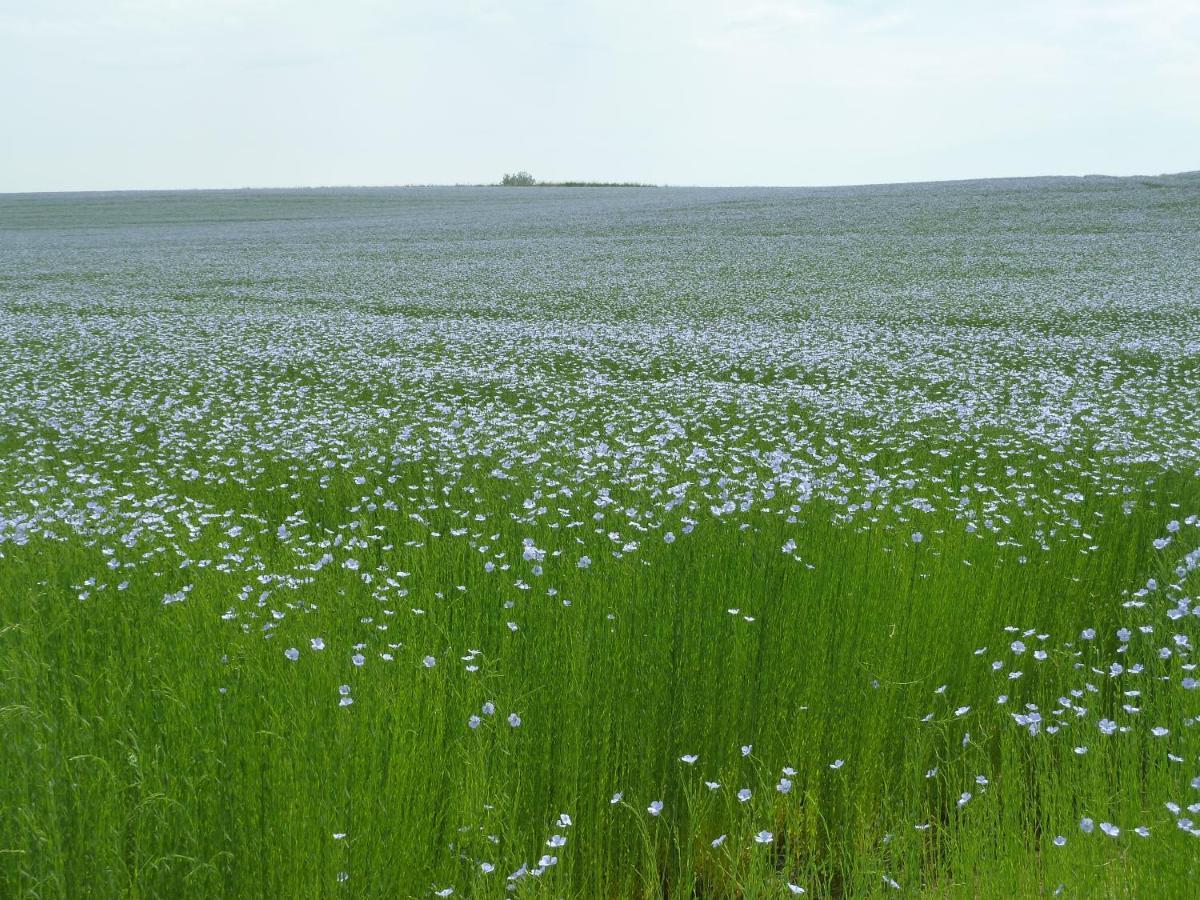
[2,175,1200,897]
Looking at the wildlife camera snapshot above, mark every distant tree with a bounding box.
[501,171,536,186]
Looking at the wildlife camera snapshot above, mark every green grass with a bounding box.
[3,473,1197,896]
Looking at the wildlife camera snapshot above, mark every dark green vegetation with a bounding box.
[2,176,1200,897]
[500,170,655,187]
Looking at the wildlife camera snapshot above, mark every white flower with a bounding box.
[753,830,773,844]
[423,655,436,668]
[648,800,663,816]
[830,759,845,769]
[352,653,365,666]
[610,792,623,804]
[787,884,806,894]
[680,754,698,764]
[284,647,299,661]
[310,637,325,651]
[507,713,521,727]
[547,834,566,848]
[711,833,726,847]
[737,788,752,802]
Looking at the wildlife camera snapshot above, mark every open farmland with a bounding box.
[2,175,1200,897]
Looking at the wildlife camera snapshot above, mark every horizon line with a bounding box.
[2,169,1196,198]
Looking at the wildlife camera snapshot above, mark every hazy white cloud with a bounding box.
[1,0,1196,190]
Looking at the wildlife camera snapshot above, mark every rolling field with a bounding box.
[2,176,1200,897]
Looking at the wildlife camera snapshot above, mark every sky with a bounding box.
[2,0,1197,192]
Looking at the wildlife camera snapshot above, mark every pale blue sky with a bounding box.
[2,0,1197,191]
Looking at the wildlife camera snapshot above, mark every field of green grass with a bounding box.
[2,176,1200,897]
